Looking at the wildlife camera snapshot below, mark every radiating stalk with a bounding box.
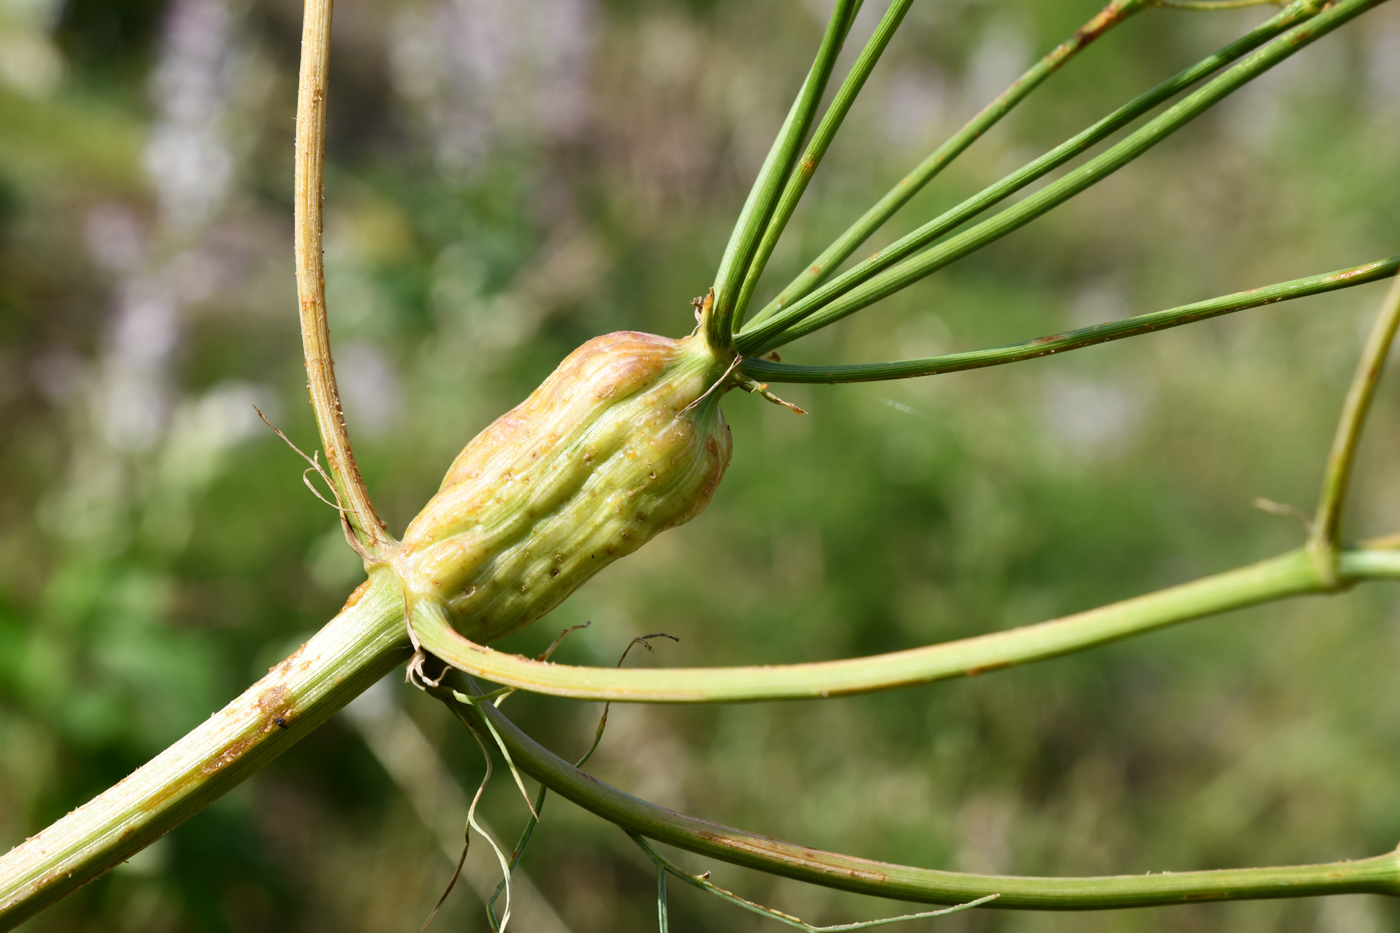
[748,0,1155,327]
[630,833,1000,930]
[739,256,1400,384]
[738,0,1357,355]
[1311,273,1400,557]
[442,673,1400,909]
[706,0,859,349]
[412,544,1400,703]
[731,0,917,331]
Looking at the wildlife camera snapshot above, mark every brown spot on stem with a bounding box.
[342,579,371,609]
[695,831,889,882]
[269,643,307,676]
[200,737,256,778]
[1069,1,1130,54]
[256,685,297,728]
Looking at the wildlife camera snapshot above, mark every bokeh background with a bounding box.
[2,0,1400,929]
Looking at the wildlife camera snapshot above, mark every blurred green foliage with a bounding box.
[1,0,1399,930]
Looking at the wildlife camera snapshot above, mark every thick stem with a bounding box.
[294,0,393,557]
[441,674,1400,909]
[0,575,410,931]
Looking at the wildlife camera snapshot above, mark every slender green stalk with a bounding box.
[738,0,1364,356]
[412,544,1397,703]
[1311,273,1400,561]
[0,575,411,931]
[1339,548,1400,578]
[749,0,1152,327]
[706,0,859,350]
[738,257,1400,384]
[657,855,671,932]
[440,673,1400,909]
[731,0,918,330]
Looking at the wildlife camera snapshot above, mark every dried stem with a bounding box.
[294,0,394,557]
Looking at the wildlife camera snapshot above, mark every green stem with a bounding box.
[441,674,1400,909]
[749,0,1152,327]
[731,0,918,331]
[414,544,1397,703]
[739,257,1400,384]
[738,0,1367,356]
[657,853,671,932]
[1339,548,1400,579]
[631,834,1000,931]
[706,0,859,350]
[0,575,411,931]
[1311,273,1400,561]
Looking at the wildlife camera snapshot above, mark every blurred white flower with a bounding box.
[390,0,596,174]
[337,342,403,439]
[1041,374,1144,462]
[144,0,239,231]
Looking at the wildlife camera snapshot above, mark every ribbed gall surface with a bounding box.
[397,331,732,644]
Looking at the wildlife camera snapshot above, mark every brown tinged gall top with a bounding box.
[395,330,733,645]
